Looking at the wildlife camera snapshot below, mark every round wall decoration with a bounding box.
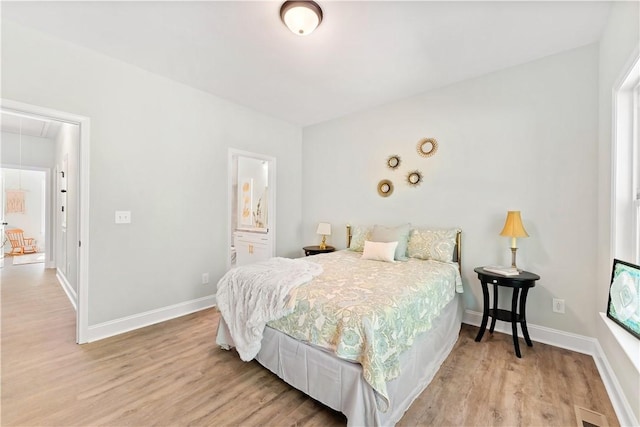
[377,179,394,197]
[407,170,423,186]
[417,138,438,157]
[387,155,401,170]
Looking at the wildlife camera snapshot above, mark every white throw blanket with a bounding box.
[216,257,323,361]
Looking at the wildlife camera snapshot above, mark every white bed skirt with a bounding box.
[216,294,463,427]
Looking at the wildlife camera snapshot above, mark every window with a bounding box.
[613,56,640,265]
[635,84,640,263]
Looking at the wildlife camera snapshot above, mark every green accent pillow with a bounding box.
[348,226,372,252]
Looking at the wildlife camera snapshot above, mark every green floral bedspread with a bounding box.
[267,250,463,411]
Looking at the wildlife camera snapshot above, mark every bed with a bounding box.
[216,225,463,426]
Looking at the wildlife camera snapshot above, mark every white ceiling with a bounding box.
[2,1,611,126]
[1,112,61,139]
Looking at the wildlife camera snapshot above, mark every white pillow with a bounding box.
[361,240,398,263]
[370,223,411,261]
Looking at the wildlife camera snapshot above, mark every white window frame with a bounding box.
[612,54,640,265]
[634,84,640,263]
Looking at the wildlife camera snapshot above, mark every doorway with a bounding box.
[1,167,48,264]
[1,98,90,343]
[227,149,276,270]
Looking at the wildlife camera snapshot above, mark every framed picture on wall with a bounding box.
[607,258,640,340]
[239,178,253,227]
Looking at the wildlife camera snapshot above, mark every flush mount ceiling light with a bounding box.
[280,1,323,36]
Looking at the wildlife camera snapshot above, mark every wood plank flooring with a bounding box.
[1,257,618,426]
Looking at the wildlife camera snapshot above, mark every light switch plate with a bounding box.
[115,211,131,224]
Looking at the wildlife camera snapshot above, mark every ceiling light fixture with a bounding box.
[280,1,323,36]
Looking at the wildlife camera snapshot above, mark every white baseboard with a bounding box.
[56,268,77,311]
[463,309,638,427]
[463,309,596,354]
[86,295,217,343]
[592,339,639,427]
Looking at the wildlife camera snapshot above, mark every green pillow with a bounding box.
[348,225,372,252]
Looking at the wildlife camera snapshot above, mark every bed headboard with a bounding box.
[346,225,462,272]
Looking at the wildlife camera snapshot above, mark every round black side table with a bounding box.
[474,267,540,358]
[303,245,335,256]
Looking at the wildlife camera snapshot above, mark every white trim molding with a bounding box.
[1,98,91,344]
[86,296,217,343]
[464,310,638,427]
[592,339,639,427]
[56,268,77,312]
[463,309,595,354]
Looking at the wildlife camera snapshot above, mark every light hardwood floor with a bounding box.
[1,257,618,426]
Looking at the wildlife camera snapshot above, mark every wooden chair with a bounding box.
[5,229,37,255]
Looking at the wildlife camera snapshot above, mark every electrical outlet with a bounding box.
[202,273,209,285]
[553,298,565,314]
[115,211,131,224]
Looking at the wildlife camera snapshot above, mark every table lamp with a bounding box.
[316,222,331,250]
[499,211,529,270]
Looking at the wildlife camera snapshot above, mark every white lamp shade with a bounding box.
[316,222,331,235]
[280,1,323,36]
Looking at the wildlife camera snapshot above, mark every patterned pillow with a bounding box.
[370,223,411,261]
[348,225,372,252]
[407,228,458,262]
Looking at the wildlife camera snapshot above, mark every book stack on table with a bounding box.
[483,265,520,276]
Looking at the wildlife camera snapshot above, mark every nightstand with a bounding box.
[474,266,540,358]
[303,245,335,256]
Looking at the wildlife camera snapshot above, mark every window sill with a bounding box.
[599,312,640,373]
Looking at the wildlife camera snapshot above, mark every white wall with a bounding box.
[597,1,640,423]
[1,21,303,325]
[303,44,599,337]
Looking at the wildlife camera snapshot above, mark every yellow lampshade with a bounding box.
[499,211,529,238]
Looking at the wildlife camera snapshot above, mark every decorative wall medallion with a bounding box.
[407,170,423,186]
[386,155,401,170]
[417,138,438,157]
[377,179,394,197]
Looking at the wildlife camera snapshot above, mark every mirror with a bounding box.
[417,138,438,157]
[387,155,401,170]
[407,171,423,186]
[236,157,269,231]
[377,179,394,197]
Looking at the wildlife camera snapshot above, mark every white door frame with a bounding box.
[1,98,91,344]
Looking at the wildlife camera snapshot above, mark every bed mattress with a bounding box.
[216,294,463,426]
